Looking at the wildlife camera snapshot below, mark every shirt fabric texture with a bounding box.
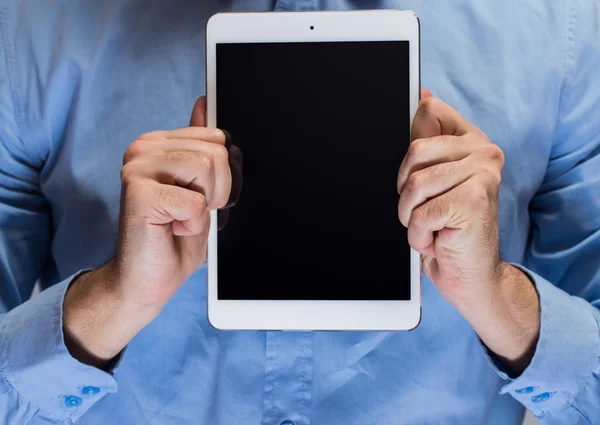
[0,0,599,424]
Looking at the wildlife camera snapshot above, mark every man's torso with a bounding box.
[2,0,568,423]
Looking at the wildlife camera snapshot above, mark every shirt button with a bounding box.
[531,392,552,403]
[515,386,536,394]
[280,421,295,425]
[64,395,83,407]
[81,386,101,396]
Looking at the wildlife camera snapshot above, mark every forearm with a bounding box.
[63,261,159,368]
[458,263,540,375]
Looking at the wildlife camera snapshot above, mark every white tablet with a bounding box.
[206,10,421,331]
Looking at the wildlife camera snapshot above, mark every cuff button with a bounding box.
[82,386,101,396]
[64,395,83,408]
[515,386,536,394]
[531,392,552,403]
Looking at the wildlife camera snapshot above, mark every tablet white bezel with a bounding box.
[206,10,421,331]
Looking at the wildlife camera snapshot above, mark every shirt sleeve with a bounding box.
[0,276,119,424]
[0,7,118,423]
[483,0,600,423]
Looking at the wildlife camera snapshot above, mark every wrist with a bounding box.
[63,261,159,367]
[462,262,540,374]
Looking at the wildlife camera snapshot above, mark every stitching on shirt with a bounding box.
[566,400,592,425]
[0,6,36,154]
[2,277,100,422]
[0,292,69,421]
[0,371,69,424]
[300,333,307,425]
[541,0,578,184]
[262,333,270,425]
[526,277,598,418]
[263,331,278,425]
[558,0,578,118]
[27,409,74,425]
[560,312,600,424]
[272,332,279,424]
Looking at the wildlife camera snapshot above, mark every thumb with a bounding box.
[421,88,433,101]
[190,96,207,127]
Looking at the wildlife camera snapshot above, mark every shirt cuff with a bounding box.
[481,264,600,417]
[0,271,120,423]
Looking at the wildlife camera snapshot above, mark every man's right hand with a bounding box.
[63,97,230,367]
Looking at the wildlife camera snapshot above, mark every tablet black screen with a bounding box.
[216,41,411,300]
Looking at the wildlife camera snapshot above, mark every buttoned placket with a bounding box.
[262,331,315,425]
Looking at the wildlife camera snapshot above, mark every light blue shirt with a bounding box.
[1,0,599,424]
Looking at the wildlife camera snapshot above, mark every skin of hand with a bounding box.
[64,90,539,375]
[63,97,231,367]
[398,89,540,374]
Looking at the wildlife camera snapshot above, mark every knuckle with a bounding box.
[122,178,145,204]
[123,140,147,163]
[492,170,502,186]
[213,144,229,163]
[406,139,426,161]
[405,172,423,195]
[136,131,163,141]
[481,165,502,186]
[120,162,137,184]
[483,143,505,164]
[468,185,489,209]
[191,192,208,212]
[410,205,429,227]
[197,152,215,174]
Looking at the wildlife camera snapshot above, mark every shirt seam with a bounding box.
[557,0,578,119]
[566,400,592,425]
[1,277,109,422]
[0,368,68,424]
[300,332,307,425]
[547,0,577,149]
[0,6,36,155]
[559,311,600,424]
[539,0,578,186]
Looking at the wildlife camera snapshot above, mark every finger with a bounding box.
[412,96,478,140]
[421,88,433,100]
[397,135,474,194]
[398,157,475,227]
[223,145,243,209]
[159,138,235,210]
[172,205,210,237]
[127,145,232,210]
[421,255,440,283]
[162,141,232,210]
[176,214,211,271]
[407,180,490,255]
[136,182,209,236]
[137,127,227,145]
[190,96,207,127]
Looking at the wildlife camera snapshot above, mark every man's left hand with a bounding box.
[398,89,540,374]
